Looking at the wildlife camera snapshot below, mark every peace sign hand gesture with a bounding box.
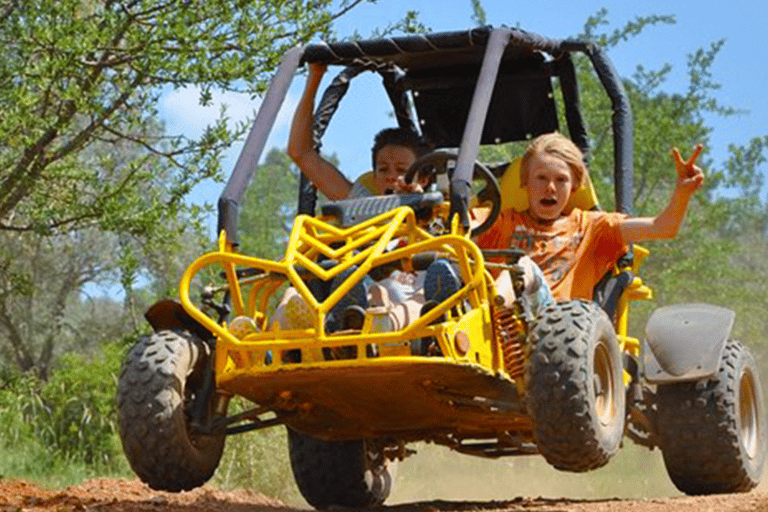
[671,143,705,196]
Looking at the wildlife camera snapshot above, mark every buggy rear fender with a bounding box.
[145,299,212,340]
[642,303,734,384]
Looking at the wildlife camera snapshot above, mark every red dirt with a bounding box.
[0,478,283,512]
[2,478,768,512]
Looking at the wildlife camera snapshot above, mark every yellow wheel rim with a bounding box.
[739,367,760,459]
[593,340,616,426]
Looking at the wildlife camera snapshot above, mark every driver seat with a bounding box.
[350,171,377,196]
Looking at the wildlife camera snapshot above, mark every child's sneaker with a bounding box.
[424,259,462,303]
[228,316,260,338]
[326,266,369,333]
[284,293,314,329]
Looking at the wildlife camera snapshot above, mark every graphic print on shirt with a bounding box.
[508,224,584,284]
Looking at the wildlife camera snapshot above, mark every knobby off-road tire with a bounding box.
[117,329,225,492]
[288,428,396,509]
[656,338,766,495]
[526,300,625,471]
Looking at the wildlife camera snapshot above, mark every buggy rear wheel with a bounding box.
[656,339,766,494]
[525,300,625,471]
[117,329,225,491]
[288,428,396,509]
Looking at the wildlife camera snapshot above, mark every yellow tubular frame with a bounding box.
[177,206,501,389]
[613,245,653,385]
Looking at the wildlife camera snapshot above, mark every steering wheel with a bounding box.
[404,149,502,236]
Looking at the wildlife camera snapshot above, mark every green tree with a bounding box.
[0,0,368,236]
[0,226,137,376]
[0,132,212,376]
[0,0,372,376]
[572,11,768,343]
[237,149,300,260]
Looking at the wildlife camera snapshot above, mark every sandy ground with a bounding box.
[2,477,768,512]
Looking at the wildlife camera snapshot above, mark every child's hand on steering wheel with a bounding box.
[392,174,430,193]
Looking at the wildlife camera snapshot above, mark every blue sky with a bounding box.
[159,0,768,236]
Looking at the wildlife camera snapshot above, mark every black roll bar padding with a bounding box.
[312,65,369,152]
[579,42,634,215]
[555,53,590,158]
[297,173,317,216]
[381,66,418,134]
[300,27,493,67]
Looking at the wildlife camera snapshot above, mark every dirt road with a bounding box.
[2,478,768,512]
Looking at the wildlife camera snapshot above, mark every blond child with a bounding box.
[471,132,704,305]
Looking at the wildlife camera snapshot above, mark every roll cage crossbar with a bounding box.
[218,26,632,246]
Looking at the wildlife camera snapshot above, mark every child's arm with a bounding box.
[287,63,352,200]
[619,144,705,244]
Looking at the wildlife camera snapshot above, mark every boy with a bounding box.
[287,63,427,198]
[274,63,430,333]
[472,132,704,305]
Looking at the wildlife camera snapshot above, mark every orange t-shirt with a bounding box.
[476,208,628,301]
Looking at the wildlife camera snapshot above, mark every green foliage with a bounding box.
[237,149,300,260]
[0,0,369,235]
[0,341,129,475]
[470,0,487,27]
[0,0,372,377]
[347,9,429,40]
[0,424,130,487]
[0,226,154,376]
[212,409,301,503]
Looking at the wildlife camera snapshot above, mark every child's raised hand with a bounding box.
[672,143,704,195]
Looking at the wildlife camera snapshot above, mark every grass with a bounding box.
[390,441,680,504]
[211,425,304,504]
[0,434,132,488]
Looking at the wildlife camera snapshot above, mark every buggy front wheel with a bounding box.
[117,329,225,491]
[525,300,625,471]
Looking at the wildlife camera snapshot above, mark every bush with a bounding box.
[0,342,129,477]
[211,398,301,503]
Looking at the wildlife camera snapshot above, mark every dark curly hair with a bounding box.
[370,128,428,170]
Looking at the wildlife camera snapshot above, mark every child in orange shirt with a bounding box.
[427,132,704,311]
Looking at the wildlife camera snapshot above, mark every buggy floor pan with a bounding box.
[218,358,531,441]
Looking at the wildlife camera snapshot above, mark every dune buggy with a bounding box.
[117,26,766,508]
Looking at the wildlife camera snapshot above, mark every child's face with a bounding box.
[373,145,417,193]
[526,152,575,221]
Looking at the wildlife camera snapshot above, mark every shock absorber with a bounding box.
[491,262,530,379]
[492,294,528,379]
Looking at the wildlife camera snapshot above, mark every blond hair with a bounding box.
[520,132,587,188]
